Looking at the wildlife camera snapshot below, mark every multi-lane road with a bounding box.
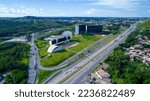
[28,33,38,84]
[47,23,138,84]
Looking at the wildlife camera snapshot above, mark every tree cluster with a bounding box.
[0,43,30,84]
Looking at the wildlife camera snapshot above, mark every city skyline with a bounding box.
[0,0,150,17]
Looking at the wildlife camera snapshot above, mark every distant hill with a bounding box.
[0,17,73,37]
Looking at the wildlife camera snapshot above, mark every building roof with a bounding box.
[50,35,65,40]
[50,31,72,41]
[62,31,72,36]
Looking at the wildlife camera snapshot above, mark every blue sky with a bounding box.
[0,0,150,17]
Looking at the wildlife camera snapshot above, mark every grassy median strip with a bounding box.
[102,34,119,44]
[43,71,62,84]
[36,70,57,84]
[39,47,49,58]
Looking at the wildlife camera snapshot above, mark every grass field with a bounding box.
[40,50,75,67]
[37,70,57,84]
[35,40,49,49]
[68,34,103,52]
[35,39,50,58]
[39,47,49,58]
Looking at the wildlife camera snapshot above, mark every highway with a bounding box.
[27,33,38,84]
[47,23,138,84]
[1,36,27,44]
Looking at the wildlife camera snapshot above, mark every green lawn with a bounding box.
[68,34,103,52]
[35,40,49,49]
[37,70,57,84]
[39,47,49,58]
[40,50,75,67]
[35,39,50,58]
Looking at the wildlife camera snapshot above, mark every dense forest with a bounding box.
[0,16,73,37]
[105,20,150,84]
[0,43,30,84]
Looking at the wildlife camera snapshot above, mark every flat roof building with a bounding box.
[87,25,103,33]
[75,24,86,34]
[75,24,103,34]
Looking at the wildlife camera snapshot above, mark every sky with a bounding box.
[0,0,150,17]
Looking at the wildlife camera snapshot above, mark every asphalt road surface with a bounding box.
[28,33,38,84]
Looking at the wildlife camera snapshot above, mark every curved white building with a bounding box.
[47,31,72,53]
[49,31,72,45]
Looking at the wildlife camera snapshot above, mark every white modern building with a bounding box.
[47,31,72,53]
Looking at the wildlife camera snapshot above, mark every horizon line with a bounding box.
[0,16,150,18]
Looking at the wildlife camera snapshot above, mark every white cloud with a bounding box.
[0,4,66,17]
[0,5,43,16]
[86,8,101,15]
[90,0,136,9]
[85,8,116,17]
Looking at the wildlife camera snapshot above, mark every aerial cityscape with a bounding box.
[0,0,150,84]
